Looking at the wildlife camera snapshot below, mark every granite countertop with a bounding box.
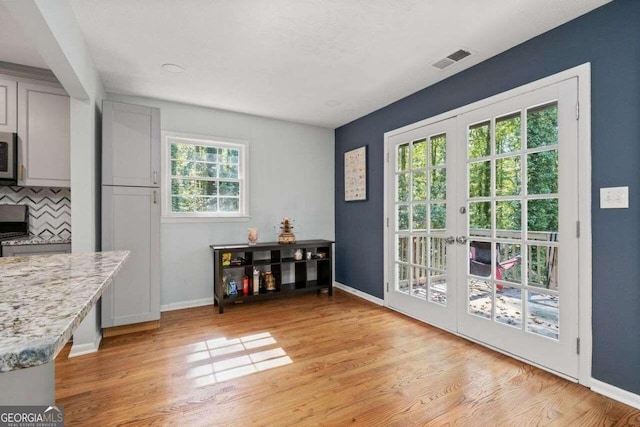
[0,250,129,372]
[1,236,72,246]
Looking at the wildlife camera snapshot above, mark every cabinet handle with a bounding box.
[19,164,24,181]
[153,190,157,204]
[153,171,158,185]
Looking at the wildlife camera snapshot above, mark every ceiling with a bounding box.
[1,1,611,128]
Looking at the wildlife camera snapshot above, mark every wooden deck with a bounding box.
[56,290,639,426]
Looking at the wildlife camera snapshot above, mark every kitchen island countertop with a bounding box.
[0,251,129,372]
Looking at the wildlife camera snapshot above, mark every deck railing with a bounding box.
[403,229,558,290]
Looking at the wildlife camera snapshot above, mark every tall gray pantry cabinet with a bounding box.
[101,100,161,328]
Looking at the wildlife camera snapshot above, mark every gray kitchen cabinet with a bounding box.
[102,100,160,188]
[17,82,70,187]
[2,242,71,257]
[101,186,160,327]
[102,99,161,330]
[0,76,17,133]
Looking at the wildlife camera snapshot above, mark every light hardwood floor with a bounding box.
[56,290,640,426]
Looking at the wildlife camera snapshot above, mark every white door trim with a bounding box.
[383,63,592,386]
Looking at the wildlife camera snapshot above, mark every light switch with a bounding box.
[600,186,629,209]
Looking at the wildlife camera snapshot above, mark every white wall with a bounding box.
[107,93,335,307]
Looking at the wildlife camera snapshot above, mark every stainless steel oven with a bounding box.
[0,132,18,185]
[0,204,29,256]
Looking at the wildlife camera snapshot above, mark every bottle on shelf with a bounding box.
[253,269,260,294]
[243,275,249,296]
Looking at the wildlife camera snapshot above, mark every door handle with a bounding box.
[445,236,455,245]
[456,236,468,245]
[153,171,158,185]
[153,190,157,204]
[19,164,24,181]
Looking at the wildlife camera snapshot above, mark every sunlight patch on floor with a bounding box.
[187,332,292,387]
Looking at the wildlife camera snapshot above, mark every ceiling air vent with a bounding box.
[432,49,472,70]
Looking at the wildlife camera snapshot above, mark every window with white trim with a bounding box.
[164,133,248,218]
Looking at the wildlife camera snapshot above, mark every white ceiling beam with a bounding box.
[2,0,98,100]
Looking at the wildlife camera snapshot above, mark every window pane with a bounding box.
[219,197,239,212]
[496,286,522,329]
[195,162,217,178]
[219,181,240,196]
[430,169,446,200]
[496,113,521,154]
[171,160,196,176]
[397,236,409,263]
[219,164,239,179]
[468,121,490,159]
[430,134,446,166]
[194,146,217,162]
[468,278,492,319]
[430,203,446,230]
[527,291,559,340]
[397,143,409,171]
[469,161,491,197]
[496,200,521,239]
[397,205,409,231]
[413,204,427,230]
[171,195,194,213]
[195,196,218,212]
[527,150,558,195]
[495,156,521,196]
[527,102,558,148]
[412,139,426,169]
[171,178,191,194]
[219,148,239,164]
[397,263,409,294]
[413,171,426,201]
[397,173,410,202]
[171,143,195,160]
[527,198,558,239]
[469,202,491,237]
[527,245,558,289]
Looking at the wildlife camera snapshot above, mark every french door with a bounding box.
[386,78,580,378]
[386,117,458,332]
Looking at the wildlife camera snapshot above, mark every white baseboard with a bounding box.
[590,378,640,410]
[68,332,102,358]
[334,282,384,306]
[161,297,214,312]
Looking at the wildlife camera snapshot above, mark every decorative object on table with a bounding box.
[294,249,303,260]
[344,145,367,201]
[222,252,231,266]
[230,256,245,266]
[253,268,260,294]
[243,275,249,296]
[265,271,276,291]
[278,216,296,244]
[225,275,238,296]
[247,227,258,245]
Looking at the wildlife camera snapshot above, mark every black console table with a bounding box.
[210,240,333,313]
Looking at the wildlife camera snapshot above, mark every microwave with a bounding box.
[0,132,18,185]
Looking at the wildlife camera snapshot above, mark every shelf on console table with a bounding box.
[210,239,333,314]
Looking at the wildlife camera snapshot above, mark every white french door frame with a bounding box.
[383,63,592,386]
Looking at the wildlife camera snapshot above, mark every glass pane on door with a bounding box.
[465,99,561,340]
[393,133,449,305]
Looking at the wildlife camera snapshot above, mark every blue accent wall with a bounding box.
[335,0,640,395]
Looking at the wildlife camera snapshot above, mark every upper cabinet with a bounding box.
[102,100,160,188]
[0,77,17,133]
[17,82,70,187]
